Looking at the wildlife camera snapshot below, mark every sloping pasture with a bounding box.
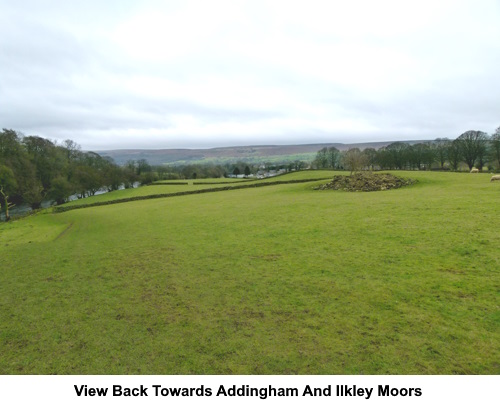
[0,171,498,374]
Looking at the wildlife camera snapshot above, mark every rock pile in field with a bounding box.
[315,172,417,192]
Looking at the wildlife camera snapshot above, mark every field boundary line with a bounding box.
[52,178,331,213]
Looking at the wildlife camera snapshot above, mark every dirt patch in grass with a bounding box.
[315,172,417,192]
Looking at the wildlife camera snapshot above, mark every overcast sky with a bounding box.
[1,0,499,150]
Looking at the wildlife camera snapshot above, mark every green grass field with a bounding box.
[166,152,316,166]
[0,170,498,374]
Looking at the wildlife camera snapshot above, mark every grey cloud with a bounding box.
[1,0,500,150]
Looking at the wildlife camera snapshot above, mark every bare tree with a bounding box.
[434,138,451,169]
[342,148,368,174]
[490,127,500,168]
[447,140,461,171]
[455,130,489,170]
[362,148,377,170]
[313,147,328,169]
[327,146,339,169]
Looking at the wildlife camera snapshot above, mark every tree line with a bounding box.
[167,160,306,180]
[0,129,299,221]
[0,129,156,221]
[2,126,499,221]
[312,128,500,173]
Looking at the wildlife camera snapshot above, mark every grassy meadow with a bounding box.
[0,170,499,374]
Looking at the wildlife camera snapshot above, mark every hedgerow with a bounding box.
[148,182,189,185]
[52,178,331,213]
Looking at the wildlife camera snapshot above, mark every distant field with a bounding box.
[0,170,498,374]
[61,170,332,209]
[97,141,400,166]
[170,152,317,166]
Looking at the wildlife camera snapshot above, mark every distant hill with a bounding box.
[98,140,428,166]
